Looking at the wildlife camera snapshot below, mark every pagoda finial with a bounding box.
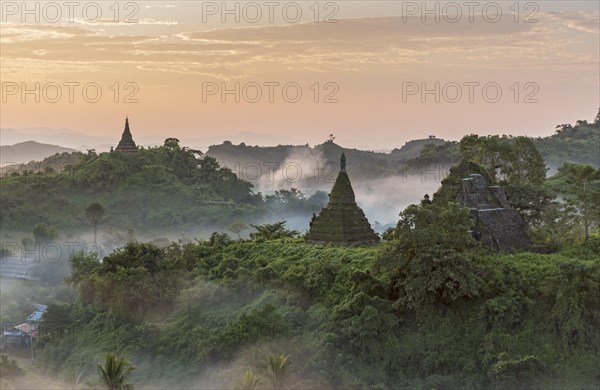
[340,153,346,172]
[124,116,131,135]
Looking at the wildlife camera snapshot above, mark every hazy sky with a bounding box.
[1,1,598,149]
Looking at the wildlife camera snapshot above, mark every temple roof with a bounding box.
[115,117,138,153]
[306,153,379,246]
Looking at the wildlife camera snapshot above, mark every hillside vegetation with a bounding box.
[26,234,599,389]
[207,111,600,181]
[14,132,599,389]
[1,114,599,389]
[0,139,326,235]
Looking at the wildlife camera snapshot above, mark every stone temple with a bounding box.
[305,153,379,246]
[115,117,138,153]
[460,174,530,252]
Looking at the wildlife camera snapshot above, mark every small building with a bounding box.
[305,153,379,246]
[27,304,48,322]
[460,174,531,251]
[2,304,47,347]
[2,328,31,346]
[115,117,138,153]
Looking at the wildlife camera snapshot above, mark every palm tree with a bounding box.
[97,352,136,390]
[267,354,289,390]
[86,203,105,243]
[234,370,261,390]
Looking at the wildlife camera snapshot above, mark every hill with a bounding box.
[0,140,261,234]
[21,237,600,389]
[0,140,330,235]
[390,136,446,159]
[206,140,413,188]
[2,113,597,235]
[0,141,77,164]
[0,151,83,178]
[206,114,599,187]
[534,118,600,173]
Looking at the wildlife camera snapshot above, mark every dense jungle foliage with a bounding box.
[14,227,599,389]
[1,114,599,389]
[0,139,326,234]
[5,151,598,389]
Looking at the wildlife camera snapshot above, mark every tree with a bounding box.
[32,223,58,244]
[86,203,105,244]
[264,189,327,215]
[381,202,482,316]
[267,354,289,390]
[67,242,184,316]
[504,183,554,228]
[551,163,600,243]
[333,292,400,362]
[65,251,102,305]
[228,221,249,239]
[502,137,546,185]
[249,222,298,241]
[97,353,136,390]
[458,135,545,185]
[459,134,510,181]
[163,137,180,149]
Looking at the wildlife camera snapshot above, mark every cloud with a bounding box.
[73,18,179,26]
[545,11,600,34]
[1,13,597,82]
[144,4,176,9]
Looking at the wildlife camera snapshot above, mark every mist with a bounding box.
[241,147,445,233]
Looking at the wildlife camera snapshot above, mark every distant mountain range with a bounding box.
[0,127,305,153]
[1,127,113,151]
[0,141,77,164]
[2,113,598,174]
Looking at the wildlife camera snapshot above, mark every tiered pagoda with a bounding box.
[115,117,138,153]
[305,153,379,246]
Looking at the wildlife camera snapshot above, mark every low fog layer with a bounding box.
[243,148,444,231]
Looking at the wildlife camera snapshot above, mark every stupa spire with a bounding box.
[123,116,131,135]
[115,116,138,153]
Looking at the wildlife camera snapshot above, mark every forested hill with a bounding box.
[207,112,600,178]
[206,139,403,182]
[1,113,597,234]
[0,139,261,233]
[0,138,332,235]
[535,117,600,171]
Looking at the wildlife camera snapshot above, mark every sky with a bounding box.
[1,1,598,149]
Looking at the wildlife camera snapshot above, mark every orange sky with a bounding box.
[1,1,598,149]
